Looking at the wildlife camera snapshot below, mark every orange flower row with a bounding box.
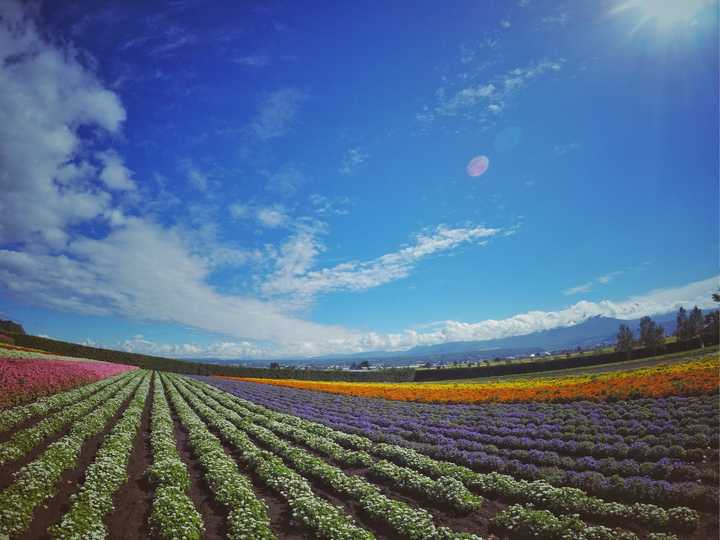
[220,354,720,403]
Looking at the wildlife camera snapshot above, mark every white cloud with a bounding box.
[501,20,511,28]
[0,218,351,344]
[256,207,288,228]
[564,270,626,295]
[333,276,720,355]
[234,54,270,67]
[419,58,565,127]
[339,147,369,174]
[541,12,570,27]
[0,1,125,249]
[113,275,720,359]
[251,88,306,140]
[553,142,581,156]
[229,203,289,228]
[98,150,137,191]
[266,165,305,197]
[262,225,501,301]
[187,168,208,191]
[563,282,593,295]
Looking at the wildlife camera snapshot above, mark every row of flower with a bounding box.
[147,376,204,540]
[201,376,718,512]
[48,375,150,538]
[222,354,719,403]
[0,372,146,537]
[204,378,718,467]
[0,370,137,466]
[163,374,372,540]
[0,369,131,433]
[0,355,136,408]
[186,376,701,535]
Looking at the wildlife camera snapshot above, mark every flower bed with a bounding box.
[219,355,719,404]
[0,357,137,408]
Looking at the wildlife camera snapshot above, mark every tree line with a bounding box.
[616,305,719,358]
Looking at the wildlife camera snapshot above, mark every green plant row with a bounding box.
[147,376,204,540]
[187,377,699,534]
[0,370,133,433]
[161,375,275,540]
[489,503,644,540]
[172,375,480,540]
[0,371,145,537]
[184,378,483,515]
[0,371,137,465]
[48,374,151,538]
[165,374,375,540]
[370,444,699,534]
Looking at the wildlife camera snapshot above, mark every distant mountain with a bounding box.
[400,313,677,357]
[193,312,679,368]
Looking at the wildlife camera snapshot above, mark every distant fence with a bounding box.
[412,335,718,382]
[8,334,416,382]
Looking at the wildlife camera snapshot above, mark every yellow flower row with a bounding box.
[221,354,720,403]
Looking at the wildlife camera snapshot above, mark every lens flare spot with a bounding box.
[466,155,490,177]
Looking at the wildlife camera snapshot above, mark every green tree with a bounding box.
[615,324,634,359]
[639,316,664,353]
[675,306,689,341]
[687,306,704,347]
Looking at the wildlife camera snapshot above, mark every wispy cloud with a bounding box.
[541,12,570,27]
[251,88,306,140]
[229,202,289,229]
[564,270,626,295]
[261,224,501,302]
[234,54,270,67]
[117,275,719,359]
[418,58,565,127]
[553,142,581,156]
[265,165,305,198]
[339,147,369,174]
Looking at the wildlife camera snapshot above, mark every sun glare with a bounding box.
[611,0,714,32]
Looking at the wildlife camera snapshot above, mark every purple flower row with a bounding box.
[196,377,720,512]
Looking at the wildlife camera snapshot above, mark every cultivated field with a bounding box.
[0,349,717,539]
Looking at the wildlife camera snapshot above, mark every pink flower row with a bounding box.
[0,357,137,408]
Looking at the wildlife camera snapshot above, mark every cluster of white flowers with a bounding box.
[49,374,151,538]
[0,373,144,536]
[166,375,373,540]
[148,377,204,540]
[162,376,275,540]
[0,371,127,432]
[0,372,135,465]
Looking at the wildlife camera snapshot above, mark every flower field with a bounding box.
[218,354,720,403]
[0,348,137,408]
[0,358,717,538]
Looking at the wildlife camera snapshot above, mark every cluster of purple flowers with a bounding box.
[198,377,719,512]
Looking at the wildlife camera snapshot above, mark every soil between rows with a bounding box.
[0,380,133,491]
[107,376,155,540]
[14,385,139,540]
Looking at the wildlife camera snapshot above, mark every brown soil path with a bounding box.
[14,388,138,540]
[107,376,155,540]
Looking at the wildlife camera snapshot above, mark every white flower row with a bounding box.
[147,376,204,540]
[165,374,374,540]
[161,375,275,540]
[48,374,151,538]
[0,371,133,433]
[0,372,146,537]
[172,376,482,540]
[0,372,137,465]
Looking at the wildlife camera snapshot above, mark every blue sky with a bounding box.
[0,0,717,358]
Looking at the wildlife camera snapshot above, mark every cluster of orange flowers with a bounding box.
[223,355,720,403]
